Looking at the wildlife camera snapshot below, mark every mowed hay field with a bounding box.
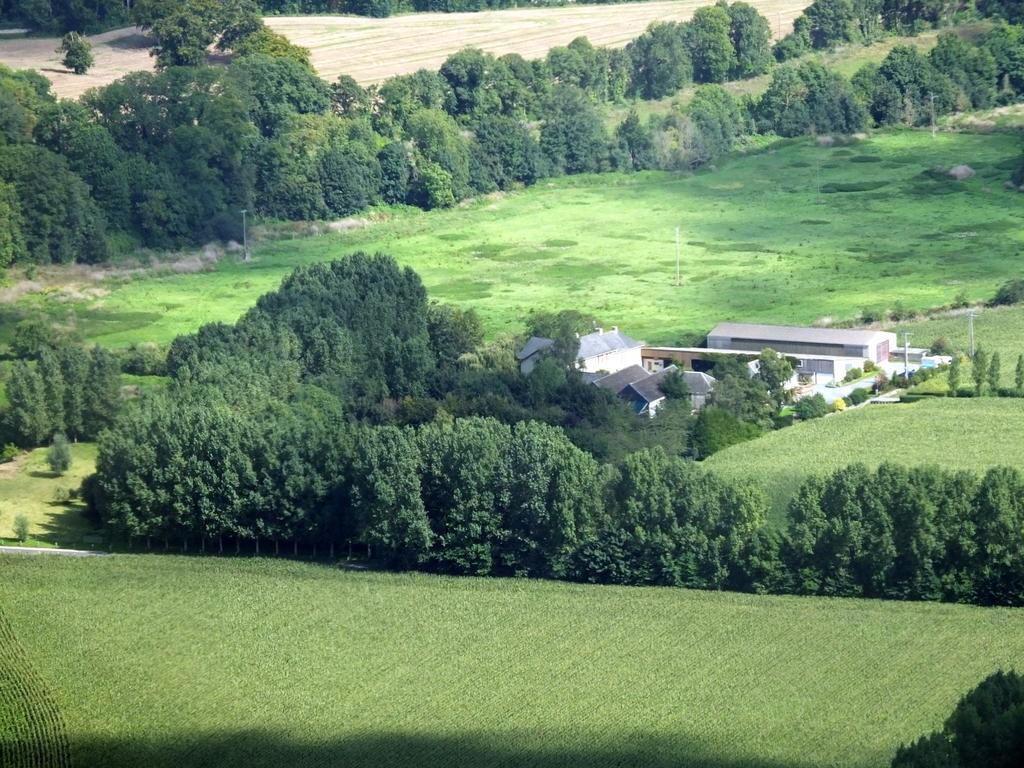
[0,0,807,99]
[266,0,805,85]
[705,398,1024,523]
[3,555,1024,768]
[0,27,153,100]
[17,129,1021,349]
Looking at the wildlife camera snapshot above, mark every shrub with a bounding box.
[843,367,864,383]
[795,393,828,420]
[930,337,955,356]
[13,513,30,542]
[861,307,886,323]
[991,278,1024,307]
[848,387,870,405]
[863,359,876,373]
[1,443,18,463]
[46,432,72,475]
[832,398,847,412]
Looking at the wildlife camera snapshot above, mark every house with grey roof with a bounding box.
[518,327,643,375]
[591,364,716,417]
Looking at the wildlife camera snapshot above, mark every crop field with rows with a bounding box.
[0,611,72,768]
[1,555,1023,768]
[705,398,1024,522]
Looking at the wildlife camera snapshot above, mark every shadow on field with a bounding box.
[70,731,820,768]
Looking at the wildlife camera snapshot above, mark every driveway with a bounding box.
[0,545,108,557]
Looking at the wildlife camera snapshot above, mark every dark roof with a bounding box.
[708,322,894,347]
[517,336,555,361]
[592,365,649,395]
[623,365,680,404]
[578,328,642,359]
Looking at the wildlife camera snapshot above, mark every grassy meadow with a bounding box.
[0,444,98,547]
[2,554,1024,768]
[6,129,1022,350]
[705,398,1024,522]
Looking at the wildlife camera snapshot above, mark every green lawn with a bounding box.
[705,398,1024,523]
[2,555,1023,768]
[10,129,1021,350]
[0,443,98,547]
[892,304,1024,386]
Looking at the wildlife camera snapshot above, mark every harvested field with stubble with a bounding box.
[0,27,154,99]
[266,0,805,84]
[0,0,807,98]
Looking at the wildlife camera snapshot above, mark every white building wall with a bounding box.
[580,346,643,374]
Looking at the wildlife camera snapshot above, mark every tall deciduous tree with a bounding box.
[350,425,432,566]
[687,6,737,83]
[58,32,94,75]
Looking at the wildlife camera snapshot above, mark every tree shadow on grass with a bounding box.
[70,730,823,768]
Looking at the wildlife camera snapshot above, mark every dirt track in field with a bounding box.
[0,0,808,98]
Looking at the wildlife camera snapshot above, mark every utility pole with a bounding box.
[903,332,912,383]
[674,226,681,287]
[967,309,977,358]
[929,93,936,138]
[241,208,249,262]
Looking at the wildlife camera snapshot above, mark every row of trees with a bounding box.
[79,254,1024,607]
[90,389,1024,607]
[784,463,1024,605]
[625,4,772,99]
[2,345,121,447]
[777,0,1023,60]
[4,3,1021,264]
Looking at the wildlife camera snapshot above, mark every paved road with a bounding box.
[0,545,108,557]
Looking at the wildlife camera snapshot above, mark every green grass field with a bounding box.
[892,304,1024,386]
[7,129,1022,349]
[1,554,1023,768]
[705,398,1024,522]
[0,444,97,547]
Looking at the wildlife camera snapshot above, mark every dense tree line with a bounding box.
[783,462,1024,605]
[775,0,1021,60]
[3,2,1021,265]
[80,253,1024,607]
[3,345,121,446]
[0,2,780,265]
[892,670,1024,768]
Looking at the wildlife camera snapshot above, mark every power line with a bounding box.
[903,332,912,382]
[675,226,681,287]
[967,309,978,357]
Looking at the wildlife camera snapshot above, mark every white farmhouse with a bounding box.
[518,327,643,375]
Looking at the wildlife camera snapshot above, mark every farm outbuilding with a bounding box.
[707,323,897,363]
